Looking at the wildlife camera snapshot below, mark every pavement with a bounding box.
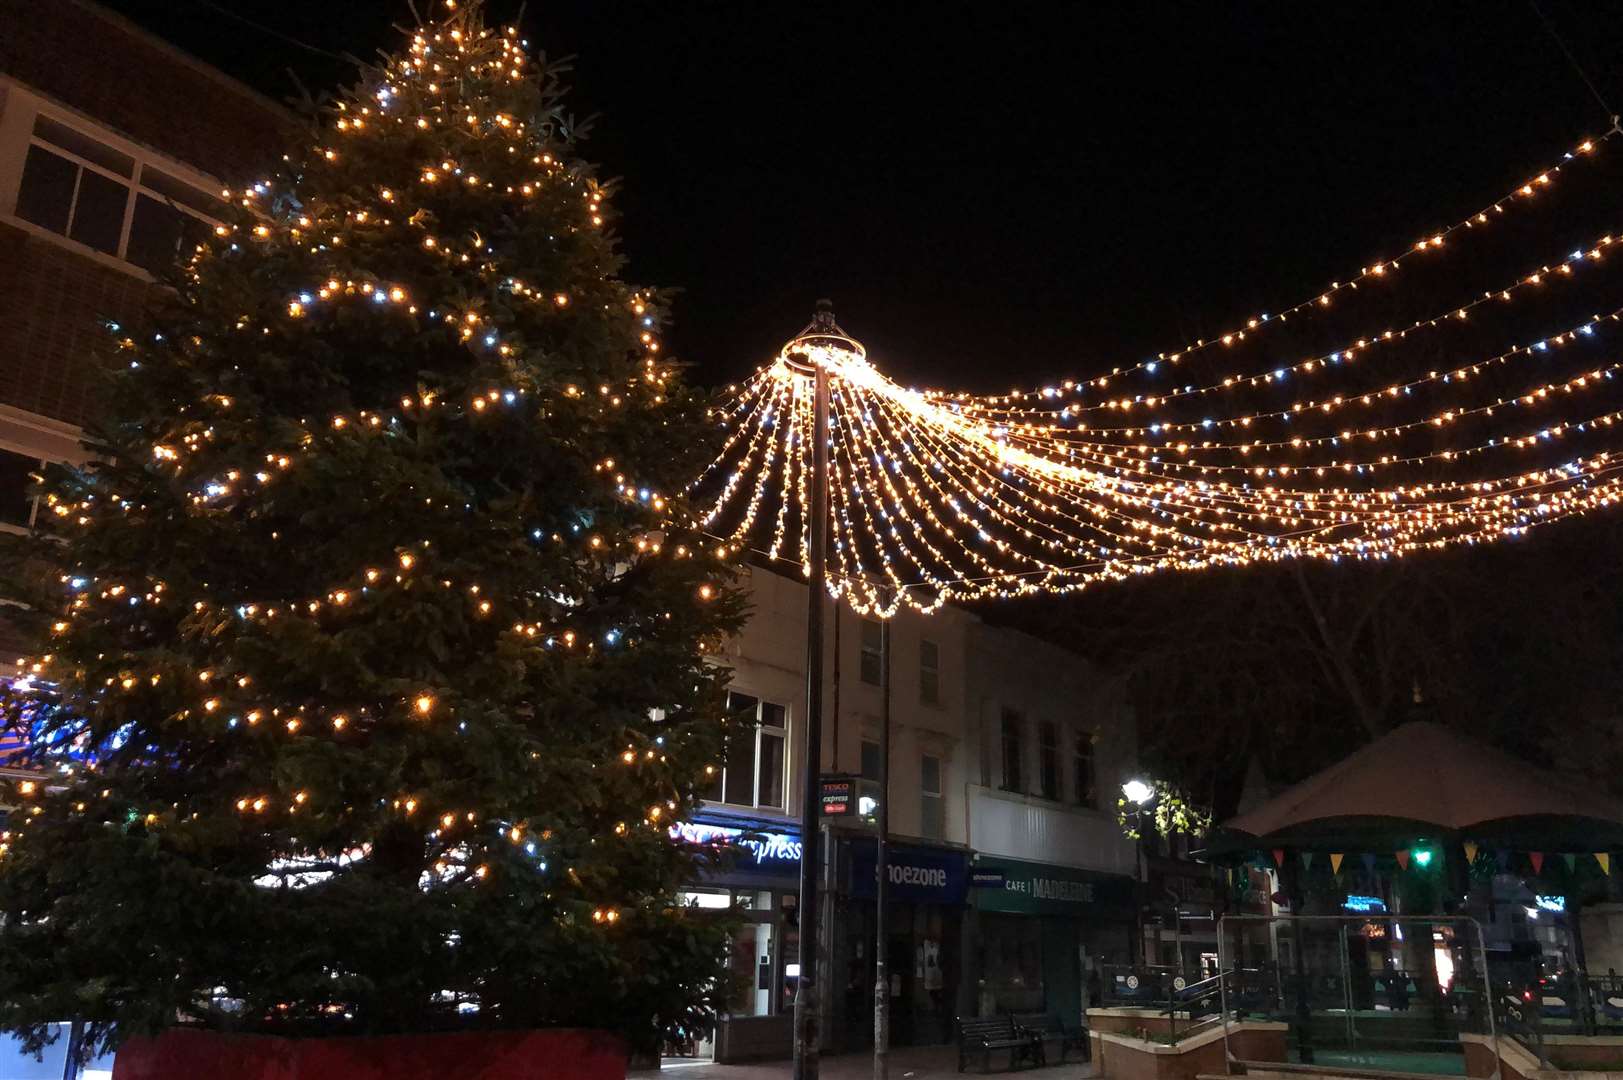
[634,1045,1096,1080]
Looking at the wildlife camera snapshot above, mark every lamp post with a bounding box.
[874,612,892,1080]
[788,301,863,1080]
[1123,780,1155,969]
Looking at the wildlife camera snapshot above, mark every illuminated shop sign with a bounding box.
[851,844,969,904]
[669,821,802,867]
[1343,894,1386,913]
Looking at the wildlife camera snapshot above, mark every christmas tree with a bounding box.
[0,0,744,1057]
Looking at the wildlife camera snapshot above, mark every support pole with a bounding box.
[59,1020,83,1080]
[792,310,834,1080]
[874,614,892,1080]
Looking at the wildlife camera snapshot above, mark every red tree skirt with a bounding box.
[112,1028,629,1080]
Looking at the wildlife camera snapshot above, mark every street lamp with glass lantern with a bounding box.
[1122,779,1156,971]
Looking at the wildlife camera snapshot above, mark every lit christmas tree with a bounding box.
[0,0,744,1057]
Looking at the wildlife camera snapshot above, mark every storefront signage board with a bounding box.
[669,820,802,872]
[973,856,1135,917]
[850,843,970,905]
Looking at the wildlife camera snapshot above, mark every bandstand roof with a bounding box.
[1207,721,1623,856]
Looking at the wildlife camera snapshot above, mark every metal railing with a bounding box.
[1217,913,1499,1072]
[1494,983,1549,1069]
[1095,964,1226,1043]
[1099,963,1180,1008]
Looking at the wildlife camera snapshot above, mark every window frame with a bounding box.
[859,618,883,686]
[0,408,87,539]
[708,691,790,813]
[1073,728,1098,809]
[999,708,1024,793]
[920,752,944,840]
[1037,720,1060,801]
[919,638,940,705]
[0,445,46,535]
[0,87,225,280]
[859,738,881,782]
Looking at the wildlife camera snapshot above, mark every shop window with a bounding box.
[979,913,1044,1014]
[678,889,732,910]
[921,753,944,840]
[12,112,222,274]
[1037,721,1059,800]
[1074,729,1098,809]
[860,618,883,685]
[706,693,788,812]
[919,638,940,704]
[1000,708,1024,793]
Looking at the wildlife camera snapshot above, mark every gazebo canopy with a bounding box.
[1206,721,1623,858]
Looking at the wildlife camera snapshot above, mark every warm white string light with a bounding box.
[698,330,1623,615]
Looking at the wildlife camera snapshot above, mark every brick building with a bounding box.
[0,7,295,1070]
[0,0,294,657]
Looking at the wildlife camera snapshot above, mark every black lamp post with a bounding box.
[787,302,864,1080]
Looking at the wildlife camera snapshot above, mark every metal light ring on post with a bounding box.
[781,303,867,378]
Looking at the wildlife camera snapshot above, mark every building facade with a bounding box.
[0,0,293,653]
[673,565,1142,1061]
[961,616,1140,1030]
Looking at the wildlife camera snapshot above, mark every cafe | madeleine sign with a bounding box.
[973,856,1135,917]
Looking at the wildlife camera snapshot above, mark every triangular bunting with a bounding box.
[1395,849,1410,871]
[1599,853,1612,875]
[1496,850,1510,870]
[1330,853,1344,874]
[1463,841,1478,865]
[1362,853,1378,874]
[1529,852,1545,875]
[1272,848,1286,868]
[1563,854,1577,873]
[1302,853,1315,870]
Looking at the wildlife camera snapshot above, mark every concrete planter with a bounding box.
[1087,1019,1287,1080]
[1462,1031,1623,1080]
[111,1027,628,1080]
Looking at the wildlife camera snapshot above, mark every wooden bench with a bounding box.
[1012,1012,1089,1065]
[957,1015,1041,1072]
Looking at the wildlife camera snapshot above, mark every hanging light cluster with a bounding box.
[696,130,1623,617]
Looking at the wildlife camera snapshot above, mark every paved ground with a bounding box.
[634,1045,1095,1080]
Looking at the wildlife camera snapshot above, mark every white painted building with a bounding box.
[678,563,1140,1060]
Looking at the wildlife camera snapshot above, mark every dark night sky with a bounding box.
[100,0,1623,392]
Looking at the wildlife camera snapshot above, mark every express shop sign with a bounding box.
[669,820,801,869]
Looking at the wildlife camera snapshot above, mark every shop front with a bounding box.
[670,814,802,1063]
[970,856,1136,1025]
[835,837,973,1051]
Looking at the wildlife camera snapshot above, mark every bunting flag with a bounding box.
[1496,850,1511,870]
[1362,853,1378,875]
[1272,849,1286,868]
[1395,849,1411,871]
[1463,841,1479,865]
[1302,853,1315,871]
[1530,852,1545,875]
[1563,854,1578,873]
[1599,853,1612,875]
[1330,853,1344,874]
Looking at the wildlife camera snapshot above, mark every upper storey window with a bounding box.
[13,112,224,275]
